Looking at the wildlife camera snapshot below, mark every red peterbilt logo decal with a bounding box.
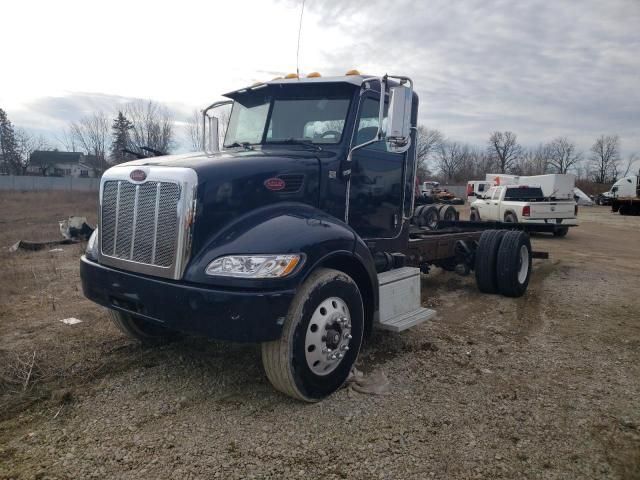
[264,177,286,191]
[130,169,147,182]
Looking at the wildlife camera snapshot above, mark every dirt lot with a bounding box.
[1,191,639,479]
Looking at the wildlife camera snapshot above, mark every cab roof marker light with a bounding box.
[284,73,299,79]
[307,72,321,78]
[345,69,360,76]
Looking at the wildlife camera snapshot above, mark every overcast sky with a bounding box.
[1,0,638,157]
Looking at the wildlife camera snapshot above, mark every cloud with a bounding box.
[301,0,640,152]
[3,0,639,156]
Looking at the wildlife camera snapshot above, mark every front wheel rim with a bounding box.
[517,245,530,284]
[304,297,352,376]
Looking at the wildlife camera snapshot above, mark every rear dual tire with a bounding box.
[496,231,532,297]
[475,230,532,297]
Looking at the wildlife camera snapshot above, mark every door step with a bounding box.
[376,267,437,333]
[377,307,436,332]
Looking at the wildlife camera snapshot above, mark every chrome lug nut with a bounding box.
[341,345,349,351]
[344,333,352,340]
[337,353,343,359]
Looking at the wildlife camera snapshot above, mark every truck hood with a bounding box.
[116,150,322,253]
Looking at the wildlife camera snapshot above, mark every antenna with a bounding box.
[296,0,306,78]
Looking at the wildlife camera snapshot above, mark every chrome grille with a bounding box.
[101,180,181,268]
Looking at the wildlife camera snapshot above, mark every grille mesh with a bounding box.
[101,180,180,268]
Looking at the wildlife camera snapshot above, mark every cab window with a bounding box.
[354,96,390,152]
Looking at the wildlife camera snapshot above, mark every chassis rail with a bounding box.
[436,220,573,233]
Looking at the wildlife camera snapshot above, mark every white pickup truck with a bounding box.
[469,185,577,237]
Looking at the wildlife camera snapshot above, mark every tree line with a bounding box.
[0,101,209,176]
[1,103,636,185]
[416,127,638,186]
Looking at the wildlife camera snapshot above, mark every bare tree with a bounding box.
[621,152,639,177]
[464,148,495,180]
[415,126,443,180]
[70,112,111,175]
[589,134,620,183]
[185,108,231,151]
[487,131,522,173]
[15,128,50,174]
[546,137,582,174]
[56,127,78,152]
[186,110,204,151]
[435,141,469,183]
[512,144,550,176]
[126,100,175,155]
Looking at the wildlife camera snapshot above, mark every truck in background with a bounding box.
[469,184,577,236]
[467,174,578,237]
[466,180,493,202]
[610,175,640,215]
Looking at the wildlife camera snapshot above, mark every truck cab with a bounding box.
[81,72,423,401]
[610,175,640,215]
[81,71,537,401]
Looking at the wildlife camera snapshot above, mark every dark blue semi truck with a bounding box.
[81,71,537,401]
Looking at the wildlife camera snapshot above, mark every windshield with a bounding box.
[224,86,352,147]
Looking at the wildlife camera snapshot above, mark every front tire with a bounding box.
[108,310,181,344]
[261,268,364,402]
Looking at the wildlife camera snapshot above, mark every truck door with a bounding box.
[476,186,495,218]
[347,93,405,239]
[489,187,503,218]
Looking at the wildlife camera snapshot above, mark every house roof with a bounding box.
[30,151,83,166]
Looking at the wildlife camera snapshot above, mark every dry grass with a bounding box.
[0,191,110,418]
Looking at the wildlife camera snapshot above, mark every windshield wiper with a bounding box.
[226,142,254,150]
[271,138,322,152]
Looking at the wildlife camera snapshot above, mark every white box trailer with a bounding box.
[484,173,576,200]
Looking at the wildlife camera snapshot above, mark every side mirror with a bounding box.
[386,85,412,152]
[208,116,219,152]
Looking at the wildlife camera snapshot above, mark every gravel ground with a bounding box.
[1,194,639,479]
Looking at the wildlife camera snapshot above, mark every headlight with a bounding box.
[86,228,99,260]
[205,254,302,278]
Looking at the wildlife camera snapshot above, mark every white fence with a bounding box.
[0,175,100,191]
